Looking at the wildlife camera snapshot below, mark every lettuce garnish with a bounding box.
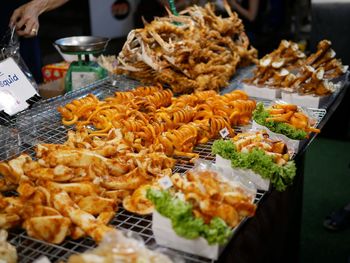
[212,139,296,191]
[253,103,308,140]
[147,189,232,245]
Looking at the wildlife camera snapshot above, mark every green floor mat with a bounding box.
[301,137,350,262]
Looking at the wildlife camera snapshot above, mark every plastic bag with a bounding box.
[66,230,183,263]
[192,159,257,202]
[0,27,38,91]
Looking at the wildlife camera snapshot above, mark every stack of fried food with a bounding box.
[0,129,174,244]
[244,40,306,88]
[244,40,348,96]
[170,169,256,227]
[111,2,257,93]
[294,40,348,95]
[265,104,320,134]
[232,130,290,166]
[58,85,256,159]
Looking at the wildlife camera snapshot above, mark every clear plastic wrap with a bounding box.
[252,100,321,152]
[66,230,182,263]
[150,159,257,259]
[192,159,257,202]
[0,28,38,91]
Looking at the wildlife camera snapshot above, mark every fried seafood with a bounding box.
[170,170,256,228]
[291,40,348,95]
[0,131,175,244]
[109,2,257,93]
[123,184,159,215]
[0,88,255,244]
[244,40,348,96]
[232,130,290,166]
[264,103,320,134]
[58,86,256,160]
[58,94,101,126]
[244,40,305,88]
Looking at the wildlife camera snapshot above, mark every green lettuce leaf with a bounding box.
[253,103,308,140]
[147,189,232,244]
[202,217,233,245]
[212,139,296,191]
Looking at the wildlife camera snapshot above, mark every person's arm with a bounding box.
[230,0,259,22]
[9,0,69,37]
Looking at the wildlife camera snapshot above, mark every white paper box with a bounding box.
[281,91,330,108]
[152,211,223,260]
[215,155,270,191]
[252,121,304,152]
[242,83,281,100]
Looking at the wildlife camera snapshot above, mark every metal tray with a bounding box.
[54,36,109,53]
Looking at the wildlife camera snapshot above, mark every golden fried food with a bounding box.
[123,184,158,215]
[52,190,114,243]
[244,39,347,96]
[24,215,71,244]
[58,87,255,160]
[0,130,175,244]
[244,40,305,88]
[0,86,256,245]
[265,104,320,134]
[232,130,290,165]
[170,170,256,227]
[109,3,257,94]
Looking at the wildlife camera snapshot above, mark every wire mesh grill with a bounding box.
[309,108,327,126]
[1,74,328,263]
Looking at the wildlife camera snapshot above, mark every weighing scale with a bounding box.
[54,36,109,92]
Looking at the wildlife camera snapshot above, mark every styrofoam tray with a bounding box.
[281,91,331,108]
[215,155,270,191]
[152,211,224,260]
[242,83,281,100]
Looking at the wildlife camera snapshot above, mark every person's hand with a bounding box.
[9,1,43,38]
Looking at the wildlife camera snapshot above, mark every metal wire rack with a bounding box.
[1,75,328,263]
[309,108,327,127]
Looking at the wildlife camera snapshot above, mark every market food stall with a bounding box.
[1,71,348,263]
[0,2,349,263]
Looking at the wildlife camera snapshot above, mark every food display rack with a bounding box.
[0,68,348,263]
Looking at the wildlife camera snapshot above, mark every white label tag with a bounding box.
[219,127,230,138]
[71,72,98,90]
[158,176,173,190]
[0,57,38,115]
